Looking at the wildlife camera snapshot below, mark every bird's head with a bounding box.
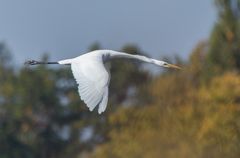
[155,60,182,70]
[162,62,182,70]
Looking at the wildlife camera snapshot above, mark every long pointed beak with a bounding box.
[167,64,182,70]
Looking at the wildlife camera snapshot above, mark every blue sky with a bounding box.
[0,0,217,64]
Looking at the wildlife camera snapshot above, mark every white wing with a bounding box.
[71,58,110,114]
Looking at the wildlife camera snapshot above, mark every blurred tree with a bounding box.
[189,41,209,84]
[207,0,240,74]
[109,45,151,107]
[91,71,240,158]
[88,42,101,51]
[0,49,88,158]
[0,43,151,158]
[0,42,27,158]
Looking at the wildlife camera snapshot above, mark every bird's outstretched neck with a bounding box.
[109,51,181,69]
[109,51,159,65]
[24,60,59,65]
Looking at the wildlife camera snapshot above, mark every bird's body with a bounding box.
[67,50,111,114]
[25,50,181,114]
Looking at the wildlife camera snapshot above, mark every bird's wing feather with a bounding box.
[98,87,108,114]
[71,59,110,113]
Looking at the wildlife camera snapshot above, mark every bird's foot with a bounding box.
[24,60,39,65]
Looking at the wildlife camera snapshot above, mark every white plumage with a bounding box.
[26,50,181,114]
[70,56,110,114]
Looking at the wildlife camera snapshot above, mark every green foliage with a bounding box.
[207,0,240,74]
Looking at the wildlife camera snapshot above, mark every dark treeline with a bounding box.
[1,0,240,158]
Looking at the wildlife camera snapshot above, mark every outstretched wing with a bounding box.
[71,58,110,114]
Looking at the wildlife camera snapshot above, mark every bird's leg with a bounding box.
[24,60,58,65]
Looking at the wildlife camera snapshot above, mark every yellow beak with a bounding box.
[167,64,182,70]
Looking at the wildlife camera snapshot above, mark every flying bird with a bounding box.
[25,50,181,114]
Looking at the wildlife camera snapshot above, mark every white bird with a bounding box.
[25,50,181,114]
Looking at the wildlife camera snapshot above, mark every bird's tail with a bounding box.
[58,59,73,65]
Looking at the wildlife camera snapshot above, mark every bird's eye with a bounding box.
[163,63,168,66]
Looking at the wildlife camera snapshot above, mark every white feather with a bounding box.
[70,54,110,113]
[98,87,109,114]
[58,59,73,65]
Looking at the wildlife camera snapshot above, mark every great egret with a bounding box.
[25,50,181,114]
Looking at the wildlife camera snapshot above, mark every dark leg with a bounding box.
[24,60,58,65]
